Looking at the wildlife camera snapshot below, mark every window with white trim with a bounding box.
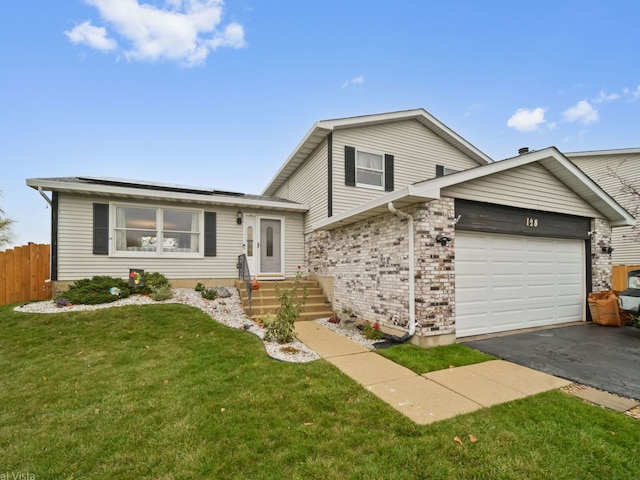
[356,150,384,188]
[114,205,202,255]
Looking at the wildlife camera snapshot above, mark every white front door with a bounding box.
[456,232,585,337]
[243,215,257,276]
[259,218,283,277]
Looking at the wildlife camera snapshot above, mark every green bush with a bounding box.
[137,272,171,294]
[150,284,173,301]
[63,276,131,305]
[200,288,218,300]
[362,322,384,340]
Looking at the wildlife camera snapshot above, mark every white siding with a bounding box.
[56,194,305,281]
[274,138,328,234]
[570,153,640,265]
[332,119,481,216]
[442,163,602,218]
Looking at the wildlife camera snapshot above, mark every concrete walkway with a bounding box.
[295,321,571,425]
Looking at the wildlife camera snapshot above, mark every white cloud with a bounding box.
[67,0,246,66]
[594,90,620,103]
[563,100,599,125]
[506,107,547,132]
[625,85,640,101]
[64,20,117,51]
[464,102,482,117]
[341,76,364,89]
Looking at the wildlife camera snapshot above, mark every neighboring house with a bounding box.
[565,148,640,265]
[28,108,635,345]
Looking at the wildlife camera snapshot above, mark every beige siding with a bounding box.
[274,139,328,234]
[283,213,305,277]
[570,153,640,264]
[442,163,602,218]
[56,194,305,281]
[332,119,480,216]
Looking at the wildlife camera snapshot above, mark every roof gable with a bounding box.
[262,108,493,196]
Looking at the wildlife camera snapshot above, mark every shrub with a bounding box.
[194,282,205,292]
[200,288,218,300]
[137,272,171,294]
[64,276,130,305]
[363,322,384,340]
[264,271,308,343]
[150,284,173,301]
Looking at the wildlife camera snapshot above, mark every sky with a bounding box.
[1,0,639,248]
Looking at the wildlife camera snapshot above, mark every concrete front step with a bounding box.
[235,279,333,320]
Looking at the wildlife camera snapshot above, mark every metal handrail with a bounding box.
[237,254,252,314]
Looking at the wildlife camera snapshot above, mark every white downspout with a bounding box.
[388,202,416,337]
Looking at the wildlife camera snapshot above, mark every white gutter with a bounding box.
[387,202,416,337]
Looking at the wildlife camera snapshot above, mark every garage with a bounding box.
[456,232,585,337]
[454,200,591,338]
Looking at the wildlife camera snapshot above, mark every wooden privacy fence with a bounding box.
[0,243,51,306]
[612,265,640,292]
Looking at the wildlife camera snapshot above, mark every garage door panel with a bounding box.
[456,232,584,337]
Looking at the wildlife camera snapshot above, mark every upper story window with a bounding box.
[114,205,201,255]
[356,150,384,188]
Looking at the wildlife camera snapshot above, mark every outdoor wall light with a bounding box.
[236,210,243,225]
[601,245,614,255]
[436,234,452,246]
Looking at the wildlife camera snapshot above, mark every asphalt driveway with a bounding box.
[463,323,640,401]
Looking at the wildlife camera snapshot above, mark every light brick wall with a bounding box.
[591,218,613,291]
[307,198,457,338]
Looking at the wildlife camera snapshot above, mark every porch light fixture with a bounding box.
[435,234,452,246]
[236,210,243,225]
[601,245,614,255]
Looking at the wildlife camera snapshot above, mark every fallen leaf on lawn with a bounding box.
[611,431,616,435]
[468,434,478,443]
[209,332,214,335]
[163,379,169,386]
[196,334,200,337]
[145,345,150,349]
[454,436,463,446]
[220,408,226,413]
[305,376,310,380]
[42,376,47,382]
[94,408,100,414]
[77,351,84,355]
[304,422,314,426]
[449,365,456,369]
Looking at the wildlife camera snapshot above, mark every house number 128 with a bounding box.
[526,218,539,227]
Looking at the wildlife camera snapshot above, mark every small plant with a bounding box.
[55,297,70,308]
[194,282,205,292]
[264,270,308,343]
[632,315,640,329]
[150,284,173,301]
[362,321,384,340]
[64,276,131,305]
[137,272,171,295]
[200,288,218,300]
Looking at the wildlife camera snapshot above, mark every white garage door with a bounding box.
[456,232,585,337]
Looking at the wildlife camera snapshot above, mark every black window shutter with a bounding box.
[93,203,109,255]
[435,165,444,178]
[384,154,394,191]
[345,146,356,186]
[204,212,217,257]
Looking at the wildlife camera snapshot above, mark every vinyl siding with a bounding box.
[332,119,480,216]
[442,162,602,218]
[570,153,640,264]
[56,193,305,281]
[274,138,328,234]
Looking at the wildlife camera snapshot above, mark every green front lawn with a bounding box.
[375,343,497,374]
[1,303,638,479]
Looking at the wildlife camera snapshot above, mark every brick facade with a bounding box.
[307,199,613,340]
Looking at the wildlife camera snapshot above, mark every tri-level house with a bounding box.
[27,109,635,345]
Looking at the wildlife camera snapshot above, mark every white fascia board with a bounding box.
[262,124,332,196]
[26,178,309,212]
[565,147,640,157]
